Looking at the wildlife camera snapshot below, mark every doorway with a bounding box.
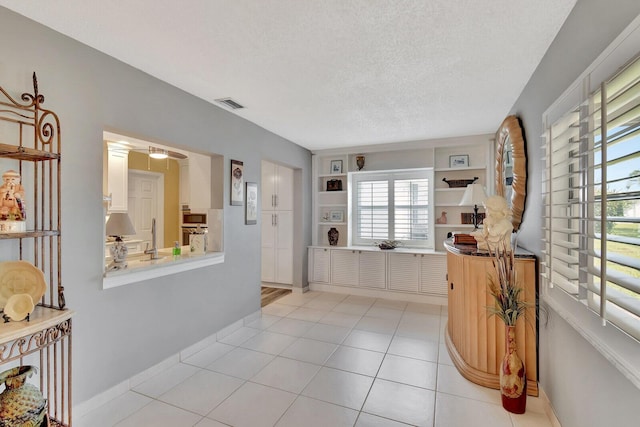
[128,170,164,252]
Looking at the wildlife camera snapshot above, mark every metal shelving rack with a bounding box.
[0,73,72,426]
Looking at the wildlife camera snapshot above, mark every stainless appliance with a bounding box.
[181,212,208,246]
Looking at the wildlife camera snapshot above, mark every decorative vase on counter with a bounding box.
[500,325,527,414]
[328,227,339,246]
[0,366,48,427]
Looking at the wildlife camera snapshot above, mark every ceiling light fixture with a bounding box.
[148,146,168,159]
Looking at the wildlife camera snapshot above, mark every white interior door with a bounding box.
[128,171,164,252]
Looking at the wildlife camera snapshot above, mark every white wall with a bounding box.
[510,0,640,426]
[0,8,311,404]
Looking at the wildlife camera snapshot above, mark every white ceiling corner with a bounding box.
[0,0,577,151]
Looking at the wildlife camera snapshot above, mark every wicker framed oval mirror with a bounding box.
[495,115,527,231]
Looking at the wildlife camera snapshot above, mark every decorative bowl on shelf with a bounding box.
[375,240,401,250]
[442,177,478,188]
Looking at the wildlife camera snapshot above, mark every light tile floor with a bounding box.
[76,291,555,427]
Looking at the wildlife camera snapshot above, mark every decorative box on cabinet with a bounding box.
[444,240,538,396]
[0,74,73,426]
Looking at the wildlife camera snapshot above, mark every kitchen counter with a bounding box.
[103,248,224,289]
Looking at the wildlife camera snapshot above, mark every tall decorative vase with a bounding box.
[0,366,48,426]
[328,227,339,246]
[500,325,526,414]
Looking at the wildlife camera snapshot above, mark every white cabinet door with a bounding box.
[179,160,189,207]
[188,153,211,211]
[359,251,386,289]
[331,250,359,286]
[261,212,276,282]
[262,160,277,211]
[107,148,129,213]
[275,211,293,284]
[388,253,420,292]
[261,160,294,285]
[420,254,448,296]
[309,248,330,283]
[275,165,293,210]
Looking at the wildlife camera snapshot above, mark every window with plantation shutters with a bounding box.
[351,169,434,248]
[543,54,640,343]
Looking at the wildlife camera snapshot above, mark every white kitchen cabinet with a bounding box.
[358,251,386,289]
[328,249,386,289]
[330,249,359,286]
[309,248,330,283]
[261,210,293,284]
[388,253,420,292]
[420,253,448,294]
[388,252,448,295]
[107,143,130,213]
[178,154,212,210]
[261,160,294,285]
[262,160,293,211]
[308,247,447,300]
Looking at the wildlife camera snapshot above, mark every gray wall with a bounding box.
[511,1,640,426]
[0,9,311,403]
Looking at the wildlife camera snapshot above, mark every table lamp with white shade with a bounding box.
[459,183,488,230]
[106,212,136,270]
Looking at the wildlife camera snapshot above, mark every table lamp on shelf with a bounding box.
[105,212,136,270]
[459,183,488,230]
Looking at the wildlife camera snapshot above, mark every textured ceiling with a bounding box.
[0,0,576,151]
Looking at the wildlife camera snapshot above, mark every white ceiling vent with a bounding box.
[215,98,245,110]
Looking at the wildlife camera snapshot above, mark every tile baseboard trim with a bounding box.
[539,385,562,427]
[73,309,261,419]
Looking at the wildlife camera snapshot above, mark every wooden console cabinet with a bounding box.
[444,240,538,396]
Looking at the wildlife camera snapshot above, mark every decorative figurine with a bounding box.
[0,170,27,232]
[436,211,447,224]
[0,366,48,427]
[471,195,513,252]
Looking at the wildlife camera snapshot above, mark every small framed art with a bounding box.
[449,154,469,168]
[330,211,344,222]
[231,159,244,206]
[245,182,257,225]
[330,160,343,174]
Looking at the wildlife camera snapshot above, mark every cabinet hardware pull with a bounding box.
[275,194,278,207]
[450,282,454,290]
[274,213,278,226]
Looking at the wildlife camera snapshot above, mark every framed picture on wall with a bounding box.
[449,154,469,168]
[231,159,244,206]
[330,160,343,174]
[245,182,257,224]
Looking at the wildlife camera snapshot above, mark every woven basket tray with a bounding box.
[442,177,478,188]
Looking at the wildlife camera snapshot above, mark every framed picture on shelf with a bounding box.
[230,159,244,206]
[330,211,344,222]
[330,160,343,174]
[245,182,257,225]
[449,154,469,168]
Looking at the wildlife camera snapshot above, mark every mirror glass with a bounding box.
[495,116,527,231]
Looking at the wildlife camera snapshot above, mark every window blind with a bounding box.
[543,54,640,341]
[352,169,433,248]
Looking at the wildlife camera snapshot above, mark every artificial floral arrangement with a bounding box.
[486,241,529,326]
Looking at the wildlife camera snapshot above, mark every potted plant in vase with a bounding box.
[487,240,530,414]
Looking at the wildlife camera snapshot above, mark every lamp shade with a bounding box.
[459,183,488,206]
[105,212,136,237]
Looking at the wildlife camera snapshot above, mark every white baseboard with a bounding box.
[73,309,259,419]
[309,283,447,306]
